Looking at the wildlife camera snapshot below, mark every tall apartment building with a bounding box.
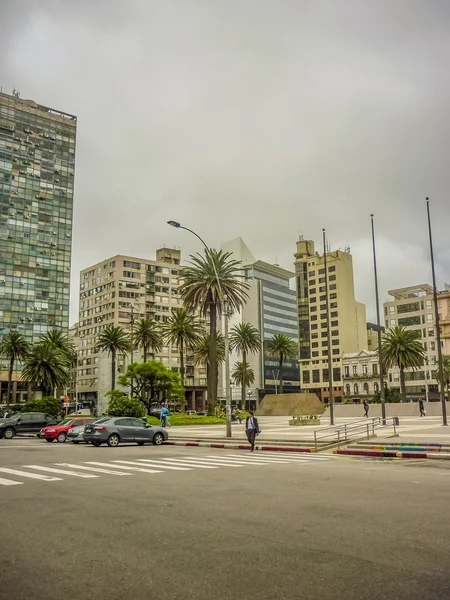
[0,92,76,402]
[383,284,450,400]
[77,248,207,414]
[221,238,300,402]
[294,238,367,403]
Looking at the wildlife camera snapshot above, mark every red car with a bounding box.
[40,417,92,443]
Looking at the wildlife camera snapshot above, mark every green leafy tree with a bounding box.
[0,330,29,410]
[22,344,70,397]
[95,325,131,391]
[21,396,62,418]
[180,249,249,414]
[379,326,425,398]
[118,361,185,412]
[162,307,201,386]
[106,390,146,418]
[230,323,261,408]
[266,334,298,395]
[372,387,400,404]
[133,316,162,362]
[37,329,75,363]
[231,361,255,405]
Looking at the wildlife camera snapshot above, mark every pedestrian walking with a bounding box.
[419,398,426,417]
[160,406,169,428]
[363,400,369,418]
[245,410,260,452]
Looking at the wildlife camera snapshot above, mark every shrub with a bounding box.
[106,390,146,418]
[21,396,62,417]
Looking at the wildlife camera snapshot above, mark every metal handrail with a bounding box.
[314,417,397,451]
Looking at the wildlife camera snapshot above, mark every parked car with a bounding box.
[198,410,208,416]
[41,417,93,443]
[0,412,58,440]
[83,417,168,447]
[185,410,197,416]
[68,418,108,444]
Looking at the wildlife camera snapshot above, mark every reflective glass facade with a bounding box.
[0,92,76,346]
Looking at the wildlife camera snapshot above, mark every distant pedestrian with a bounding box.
[363,400,369,418]
[245,410,260,452]
[419,398,426,417]
[160,406,169,427]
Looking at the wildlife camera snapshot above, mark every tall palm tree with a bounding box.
[0,331,29,410]
[38,328,74,362]
[266,334,298,395]
[231,361,255,406]
[22,343,70,397]
[162,308,201,385]
[230,322,261,408]
[133,316,162,362]
[180,249,249,413]
[379,325,425,398]
[95,325,131,390]
[193,332,225,408]
[437,354,450,398]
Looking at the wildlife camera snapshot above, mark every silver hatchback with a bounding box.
[83,417,168,447]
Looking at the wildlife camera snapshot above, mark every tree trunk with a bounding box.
[279,353,284,395]
[7,357,14,411]
[111,349,116,390]
[208,303,217,415]
[241,350,247,409]
[399,366,406,399]
[143,344,148,363]
[179,338,186,412]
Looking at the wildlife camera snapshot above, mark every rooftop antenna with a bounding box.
[345,245,351,253]
[298,234,304,241]
[12,89,20,98]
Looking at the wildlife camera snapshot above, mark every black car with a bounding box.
[0,412,58,440]
[83,417,168,447]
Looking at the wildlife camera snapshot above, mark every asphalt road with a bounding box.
[1,439,449,600]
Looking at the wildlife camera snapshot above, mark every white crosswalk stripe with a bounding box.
[23,465,98,478]
[88,461,162,474]
[176,456,270,467]
[259,452,331,460]
[134,459,192,471]
[216,454,304,464]
[158,458,219,469]
[56,463,132,476]
[0,467,61,482]
[0,476,23,486]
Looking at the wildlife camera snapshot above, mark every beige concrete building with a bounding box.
[294,238,367,403]
[77,248,207,414]
[383,284,450,400]
[342,350,381,399]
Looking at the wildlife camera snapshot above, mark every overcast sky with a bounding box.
[2,0,450,325]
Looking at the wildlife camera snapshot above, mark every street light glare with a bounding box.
[167,220,181,228]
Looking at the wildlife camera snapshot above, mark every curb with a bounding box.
[333,449,450,460]
[165,441,317,453]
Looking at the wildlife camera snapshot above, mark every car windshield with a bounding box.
[58,419,73,426]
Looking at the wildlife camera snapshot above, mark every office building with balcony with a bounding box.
[77,248,207,414]
[0,92,76,404]
[221,238,300,403]
[294,238,367,403]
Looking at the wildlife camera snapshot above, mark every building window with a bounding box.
[373,364,378,375]
[311,324,318,330]
[345,384,351,396]
[363,365,368,374]
[363,383,369,395]
[332,339,339,346]
[303,370,310,384]
[333,368,341,381]
[310,296,317,304]
[390,319,396,327]
[426,314,433,323]
[309,279,316,285]
[329,266,336,272]
[353,365,358,375]
[330,293,337,299]
[345,366,350,377]
[332,330,339,336]
[329,275,336,281]
[398,316,421,327]
[330,311,338,318]
[354,383,359,395]
[389,305,395,314]
[322,369,329,382]
[310,288,316,295]
[330,284,337,290]
[312,369,320,382]
[331,320,338,327]
[332,349,340,355]
[374,382,379,393]
[428,328,434,337]
[311,315,318,321]
[397,302,420,314]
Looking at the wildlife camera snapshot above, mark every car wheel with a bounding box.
[107,434,120,447]
[137,442,145,446]
[153,432,164,446]
[57,432,67,443]
[46,438,54,443]
[3,428,15,440]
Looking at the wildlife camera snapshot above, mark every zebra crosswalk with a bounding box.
[0,452,333,487]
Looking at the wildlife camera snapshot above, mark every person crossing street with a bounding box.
[245,410,261,452]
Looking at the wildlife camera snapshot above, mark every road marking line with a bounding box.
[133,460,192,471]
[0,467,61,481]
[92,461,162,474]
[55,463,132,476]
[23,465,98,478]
[158,458,218,469]
[171,457,245,467]
[0,477,24,486]
[221,454,311,464]
[258,452,330,460]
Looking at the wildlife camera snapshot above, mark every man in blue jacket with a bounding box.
[245,411,260,452]
[160,406,169,428]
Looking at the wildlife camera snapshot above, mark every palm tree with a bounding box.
[37,328,74,362]
[230,322,261,408]
[437,354,450,398]
[180,249,249,413]
[22,343,70,397]
[266,334,298,395]
[193,332,225,408]
[0,331,29,410]
[133,316,162,362]
[162,308,201,385]
[379,325,425,398]
[231,361,255,405]
[95,325,131,390]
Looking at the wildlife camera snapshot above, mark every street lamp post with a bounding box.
[370,215,386,423]
[322,229,334,426]
[167,220,232,437]
[129,304,136,398]
[426,199,448,426]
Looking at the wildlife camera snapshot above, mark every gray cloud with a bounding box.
[1,0,449,323]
